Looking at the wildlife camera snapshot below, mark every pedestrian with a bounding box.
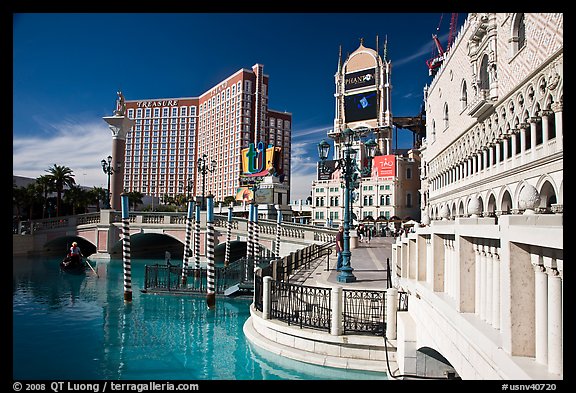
[367,227,372,244]
[335,225,344,271]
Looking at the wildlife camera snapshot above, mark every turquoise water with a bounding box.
[13,256,387,380]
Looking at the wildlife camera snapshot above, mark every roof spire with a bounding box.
[337,44,342,73]
[383,35,388,62]
[360,37,364,46]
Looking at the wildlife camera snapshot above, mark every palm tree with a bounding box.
[45,164,76,217]
[125,191,144,210]
[89,187,108,212]
[36,175,56,219]
[63,185,91,215]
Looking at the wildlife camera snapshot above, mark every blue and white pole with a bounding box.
[253,203,260,258]
[121,194,132,302]
[224,203,233,267]
[247,202,254,260]
[181,200,194,285]
[275,206,282,258]
[194,200,201,271]
[206,195,216,309]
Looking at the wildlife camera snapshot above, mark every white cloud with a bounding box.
[13,119,113,188]
[13,118,325,203]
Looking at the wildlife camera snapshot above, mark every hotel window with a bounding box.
[153,108,160,117]
[145,108,151,118]
[171,107,178,117]
[163,108,169,117]
[510,13,526,57]
[128,109,134,119]
[180,107,187,117]
[136,108,143,118]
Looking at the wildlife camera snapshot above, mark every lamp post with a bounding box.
[101,155,114,209]
[318,128,377,283]
[197,154,216,210]
[182,176,194,201]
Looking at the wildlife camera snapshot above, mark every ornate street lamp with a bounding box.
[181,176,194,201]
[318,128,376,283]
[197,154,216,210]
[101,155,114,209]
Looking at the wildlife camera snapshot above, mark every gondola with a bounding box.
[60,255,87,275]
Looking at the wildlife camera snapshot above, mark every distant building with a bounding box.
[123,64,291,205]
[311,40,421,230]
[393,13,563,379]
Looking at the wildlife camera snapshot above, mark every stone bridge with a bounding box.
[14,210,336,261]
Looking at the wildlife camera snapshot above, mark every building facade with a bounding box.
[123,64,291,205]
[311,40,421,229]
[393,13,563,379]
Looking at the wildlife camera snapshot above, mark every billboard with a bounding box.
[241,141,282,177]
[235,187,273,204]
[372,155,396,178]
[317,160,338,181]
[344,68,376,91]
[344,91,377,122]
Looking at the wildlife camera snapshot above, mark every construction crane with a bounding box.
[426,13,458,76]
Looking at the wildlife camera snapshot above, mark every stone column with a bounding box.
[503,136,509,161]
[386,287,398,340]
[474,243,481,316]
[544,256,562,375]
[519,124,528,154]
[511,131,518,158]
[330,286,343,336]
[485,243,493,325]
[495,140,501,164]
[479,243,487,321]
[539,110,552,144]
[103,93,135,211]
[529,117,539,156]
[551,102,563,150]
[262,276,272,320]
[488,144,494,169]
[531,250,548,365]
[491,245,500,330]
[482,148,488,171]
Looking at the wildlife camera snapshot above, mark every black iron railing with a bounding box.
[343,289,386,336]
[271,281,332,331]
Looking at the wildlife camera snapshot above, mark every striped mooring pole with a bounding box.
[247,202,254,260]
[121,194,132,302]
[275,206,282,258]
[253,203,260,258]
[194,199,201,277]
[224,203,233,267]
[206,194,216,309]
[181,200,194,285]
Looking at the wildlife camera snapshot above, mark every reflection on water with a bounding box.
[13,255,387,380]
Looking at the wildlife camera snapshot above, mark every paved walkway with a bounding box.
[289,235,395,290]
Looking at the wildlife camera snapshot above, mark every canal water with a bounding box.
[12,255,388,380]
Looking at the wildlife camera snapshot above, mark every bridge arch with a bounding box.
[415,346,460,379]
[41,236,96,257]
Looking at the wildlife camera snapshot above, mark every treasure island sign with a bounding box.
[236,141,283,202]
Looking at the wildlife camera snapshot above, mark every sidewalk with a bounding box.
[290,235,395,291]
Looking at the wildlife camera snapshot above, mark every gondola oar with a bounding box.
[85,257,99,278]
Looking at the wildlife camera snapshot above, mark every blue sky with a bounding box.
[13,12,466,202]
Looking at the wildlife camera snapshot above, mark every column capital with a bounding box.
[538,109,554,117]
[550,102,563,113]
[528,116,540,124]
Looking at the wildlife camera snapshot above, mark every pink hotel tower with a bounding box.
[123,64,292,204]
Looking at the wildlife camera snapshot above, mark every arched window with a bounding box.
[510,13,526,57]
[443,103,449,129]
[479,54,489,91]
[461,80,468,110]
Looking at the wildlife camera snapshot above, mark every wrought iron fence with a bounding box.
[343,289,386,336]
[270,281,332,331]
